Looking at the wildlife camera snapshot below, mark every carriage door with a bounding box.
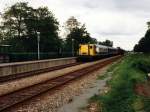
[89,45,94,56]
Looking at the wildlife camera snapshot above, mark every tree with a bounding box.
[0,27,4,44]
[0,2,62,54]
[2,3,31,39]
[64,17,95,55]
[134,23,150,53]
[32,7,62,52]
[99,39,113,47]
[147,22,150,29]
[90,38,98,44]
[65,16,80,31]
[1,2,34,52]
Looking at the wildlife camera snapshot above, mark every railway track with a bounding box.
[0,62,82,83]
[0,56,122,111]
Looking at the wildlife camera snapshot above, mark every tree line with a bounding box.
[0,2,61,53]
[0,2,114,61]
[134,22,150,53]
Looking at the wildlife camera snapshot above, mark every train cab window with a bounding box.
[90,46,92,49]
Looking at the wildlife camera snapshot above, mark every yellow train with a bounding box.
[78,44,120,61]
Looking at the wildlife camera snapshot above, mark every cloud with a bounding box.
[0,0,149,50]
[115,0,150,12]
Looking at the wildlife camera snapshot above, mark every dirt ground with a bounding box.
[135,81,150,97]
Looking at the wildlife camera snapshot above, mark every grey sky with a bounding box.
[0,0,150,50]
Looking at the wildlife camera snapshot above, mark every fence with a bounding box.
[8,52,74,62]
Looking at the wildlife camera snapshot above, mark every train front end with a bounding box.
[78,44,96,61]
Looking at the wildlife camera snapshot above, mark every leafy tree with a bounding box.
[65,16,80,31]
[99,39,113,47]
[0,28,4,44]
[1,3,35,52]
[90,38,98,44]
[36,7,62,52]
[2,3,30,38]
[0,2,62,54]
[134,25,150,53]
[64,17,96,55]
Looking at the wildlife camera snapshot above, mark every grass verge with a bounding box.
[90,53,150,112]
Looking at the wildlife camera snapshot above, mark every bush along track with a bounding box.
[90,54,150,112]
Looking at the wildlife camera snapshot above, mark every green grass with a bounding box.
[91,53,150,112]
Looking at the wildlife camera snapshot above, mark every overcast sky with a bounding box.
[0,0,150,50]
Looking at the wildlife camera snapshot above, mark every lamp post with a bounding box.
[72,38,74,56]
[37,32,40,60]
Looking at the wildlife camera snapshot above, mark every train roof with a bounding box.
[95,44,108,48]
[98,44,118,50]
[80,44,117,49]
